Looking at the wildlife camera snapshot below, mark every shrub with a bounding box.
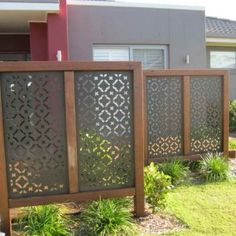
[199,153,229,182]
[229,101,236,132]
[159,159,189,185]
[184,160,201,172]
[79,198,137,236]
[229,139,236,150]
[144,162,172,213]
[18,205,71,236]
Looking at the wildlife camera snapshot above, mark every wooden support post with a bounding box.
[223,72,229,156]
[133,64,145,217]
[143,73,148,165]
[0,82,11,235]
[64,72,79,194]
[183,76,191,155]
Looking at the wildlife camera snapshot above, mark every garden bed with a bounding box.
[11,158,236,236]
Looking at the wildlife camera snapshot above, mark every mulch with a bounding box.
[136,209,185,235]
[229,158,236,177]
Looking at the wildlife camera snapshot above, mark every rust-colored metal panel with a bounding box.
[144,70,228,162]
[2,72,69,198]
[75,71,135,192]
[190,76,223,154]
[146,76,184,159]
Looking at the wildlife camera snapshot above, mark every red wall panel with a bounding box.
[47,0,68,61]
[30,23,48,61]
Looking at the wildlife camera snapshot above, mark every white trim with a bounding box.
[206,37,236,44]
[0,2,59,11]
[68,0,204,11]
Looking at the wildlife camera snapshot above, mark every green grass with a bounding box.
[164,181,236,236]
[229,138,236,150]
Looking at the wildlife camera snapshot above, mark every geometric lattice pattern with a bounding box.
[190,76,223,154]
[2,72,68,198]
[75,71,134,192]
[146,77,183,159]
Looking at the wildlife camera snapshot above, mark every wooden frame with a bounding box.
[0,64,229,235]
[228,150,236,158]
[0,61,145,235]
[143,69,229,162]
[64,71,79,194]
[0,80,11,236]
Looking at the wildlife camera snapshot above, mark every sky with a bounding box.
[120,0,236,21]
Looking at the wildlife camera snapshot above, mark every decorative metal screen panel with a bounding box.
[190,76,223,154]
[146,77,183,159]
[75,71,134,192]
[2,72,68,198]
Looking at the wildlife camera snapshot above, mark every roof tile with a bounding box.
[206,17,236,38]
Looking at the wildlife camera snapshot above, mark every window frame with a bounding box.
[93,45,169,69]
[210,50,236,69]
[129,45,168,69]
[92,46,130,61]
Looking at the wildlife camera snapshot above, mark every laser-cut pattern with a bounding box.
[190,76,223,153]
[146,77,183,159]
[75,71,134,192]
[2,72,68,198]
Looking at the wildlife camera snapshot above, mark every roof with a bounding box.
[206,17,236,38]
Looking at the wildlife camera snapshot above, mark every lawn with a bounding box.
[164,180,236,236]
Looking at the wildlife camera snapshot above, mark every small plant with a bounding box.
[144,162,172,213]
[184,160,201,172]
[18,204,71,236]
[230,100,236,132]
[79,198,137,236]
[229,139,236,150]
[159,159,189,185]
[199,153,229,182]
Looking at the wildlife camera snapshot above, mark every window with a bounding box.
[93,45,168,69]
[210,51,236,69]
[93,47,129,61]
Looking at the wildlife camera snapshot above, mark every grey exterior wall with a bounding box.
[207,46,236,100]
[68,5,206,68]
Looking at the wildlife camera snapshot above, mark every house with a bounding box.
[206,17,236,100]
[0,0,235,98]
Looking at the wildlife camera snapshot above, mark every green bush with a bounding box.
[184,160,201,172]
[229,101,236,132]
[229,139,236,150]
[18,205,71,236]
[144,162,172,213]
[199,153,229,182]
[159,159,189,185]
[79,198,137,236]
